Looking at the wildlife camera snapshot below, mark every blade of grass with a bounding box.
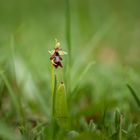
[10,34,25,122]
[115,109,123,140]
[0,71,21,119]
[101,105,107,129]
[65,0,71,96]
[65,0,71,64]
[72,61,95,93]
[127,84,140,108]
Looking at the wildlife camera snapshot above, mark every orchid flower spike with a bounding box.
[48,40,67,68]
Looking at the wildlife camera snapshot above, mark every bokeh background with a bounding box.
[0,0,140,139]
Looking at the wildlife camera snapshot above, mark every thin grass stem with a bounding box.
[65,0,71,64]
[65,0,71,95]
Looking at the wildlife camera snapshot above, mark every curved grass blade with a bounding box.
[127,84,140,108]
[0,71,21,118]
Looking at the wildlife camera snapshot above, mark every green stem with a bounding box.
[51,64,55,96]
[51,64,57,139]
[52,75,57,117]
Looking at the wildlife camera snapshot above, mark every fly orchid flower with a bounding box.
[49,40,67,68]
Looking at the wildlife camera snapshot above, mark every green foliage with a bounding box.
[0,0,140,139]
[54,82,69,130]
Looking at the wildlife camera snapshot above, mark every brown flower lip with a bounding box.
[50,48,63,68]
[48,41,67,69]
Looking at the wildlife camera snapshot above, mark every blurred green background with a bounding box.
[0,0,140,139]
